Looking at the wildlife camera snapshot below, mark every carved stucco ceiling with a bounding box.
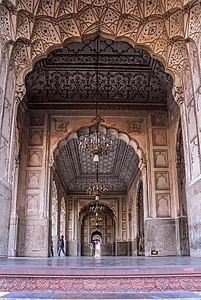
[54,131,139,194]
[25,37,173,108]
[1,0,200,86]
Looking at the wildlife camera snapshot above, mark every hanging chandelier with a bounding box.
[86,162,108,201]
[86,181,108,201]
[79,36,115,162]
[89,200,105,228]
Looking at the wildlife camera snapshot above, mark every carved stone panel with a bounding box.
[155,171,170,190]
[25,194,39,215]
[127,119,143,134]
[188,42,200,91]
[18,223,45,252]
[0,195,11,255]
[29,113,45,126]
[187,99,197,141]
[152,129,167,146]
[0,136,8,179]
[196,87,201,130]
[2,99,11,141]
[151,114,166,127]
[26,171,41,189]
[27,150,42,167]
[28,129,44,146]
[53,119,69,133]
[183,69,194,103]
[190,137,200,178]
[153,150,169,168]
[156,193,171,217]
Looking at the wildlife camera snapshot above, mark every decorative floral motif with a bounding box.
[1,275,201,292]
[0,0,198,84]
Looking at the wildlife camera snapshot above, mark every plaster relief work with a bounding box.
[188,42,200,91]
[152,129,167,146]
[0,136,8,178]
[54,120,69,133]
[190,137,200,178]
[127,119,143,134]
[1,99,11,141]
[19,223,45,251]
[151,115,166,127]
[26,194,39,215]
[0,88,3,110]
[183,69,194,103]
[26,171,40,189]
[158,223,176,253]
[27,150,42,167]
[155,171,170,190]
[0,195,10,254]
[29,113,45,126]
[196,87,201,130]
[187,100,197,141]
[156,194,171,217]
[153,150,169,168]
[28,129,44,146]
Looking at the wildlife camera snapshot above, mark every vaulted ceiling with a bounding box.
[54,128,139,194]
[25,37,173,110]
[27,36,170,192]
[1,0,199,85]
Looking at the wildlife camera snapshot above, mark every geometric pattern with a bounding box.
[54,133,139,193]
[1,0,200,89]
[25,37,174,107]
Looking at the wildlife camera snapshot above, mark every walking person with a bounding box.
[57,235,66,256]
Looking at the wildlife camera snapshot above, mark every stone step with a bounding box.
[0,291,201,299]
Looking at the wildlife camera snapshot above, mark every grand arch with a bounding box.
[0,0,200,257]
[49,125,145,257]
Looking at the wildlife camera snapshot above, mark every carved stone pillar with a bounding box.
[51,179,59,257]
[17,112,50,257]
[144,113,178,256]
[8,156,20,257]
[181,39,201,256]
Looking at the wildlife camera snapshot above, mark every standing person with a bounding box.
[57,235,66,257]
[50,236,54,257]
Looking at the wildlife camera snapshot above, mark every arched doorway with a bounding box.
[51,121,142,257]
[10,35,188,258]
[0,0,200,259]
[80,203,115,256]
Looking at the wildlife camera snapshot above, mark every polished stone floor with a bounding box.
[0,290,201,299]
[1,256,201,299]
[1,255,201,267]
[0,256,201,271]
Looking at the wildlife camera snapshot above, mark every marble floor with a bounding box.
[1,256,201,299]
[1,255,201,267]
[0,256,201,273]
[0,290,201,299]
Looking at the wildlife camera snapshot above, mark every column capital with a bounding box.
[138,159,147,173]
[14,84,26,104]
[173,84,185,106]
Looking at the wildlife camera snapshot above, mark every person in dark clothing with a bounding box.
[50,236,54,257]
[57,235,66,256]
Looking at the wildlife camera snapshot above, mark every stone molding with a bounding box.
[1,274,201,292]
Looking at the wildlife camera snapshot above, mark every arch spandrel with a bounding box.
[1,0,199,105]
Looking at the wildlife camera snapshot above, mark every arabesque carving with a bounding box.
[0,0,199,87]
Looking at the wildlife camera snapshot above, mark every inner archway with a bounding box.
[80,203,115,256]
[0,0,200,262]
[12,34,189,258]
